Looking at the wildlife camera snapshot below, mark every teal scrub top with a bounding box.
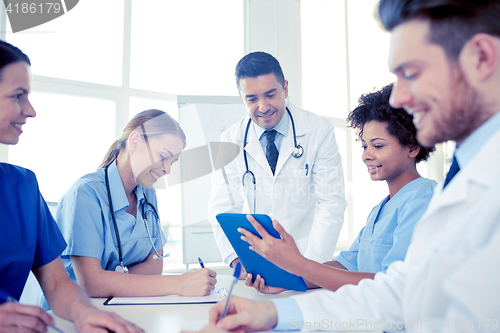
[336,177,436,273]
[56,160,166,281]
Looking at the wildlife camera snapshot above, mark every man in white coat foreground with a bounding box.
[208,51,346,276]
[192,0,500,331]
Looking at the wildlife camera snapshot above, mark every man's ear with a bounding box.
[461,33,498,83]
[128,131,142,153]
[408,145,420,159]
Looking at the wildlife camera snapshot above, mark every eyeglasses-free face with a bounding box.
[0,62,35,145]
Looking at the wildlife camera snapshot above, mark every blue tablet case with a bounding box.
[216,213,307,292]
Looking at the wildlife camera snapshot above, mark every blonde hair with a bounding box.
[99,109,186,169]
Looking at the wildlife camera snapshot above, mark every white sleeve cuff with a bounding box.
[271,298,303,331]
[225,252,238,266]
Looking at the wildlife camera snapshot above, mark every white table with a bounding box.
[53,277,306,333]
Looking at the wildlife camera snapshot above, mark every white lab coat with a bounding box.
[291,127,500,332]
[208,102,346,264]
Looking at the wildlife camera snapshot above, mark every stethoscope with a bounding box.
[104,165,169,274]
[242,107,303,213]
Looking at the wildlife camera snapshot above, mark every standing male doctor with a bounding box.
[208,51,346,275]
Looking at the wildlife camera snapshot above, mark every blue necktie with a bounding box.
[443,155,460,189]
[264,130,279,175]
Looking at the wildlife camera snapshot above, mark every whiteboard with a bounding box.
[177,96,246,265]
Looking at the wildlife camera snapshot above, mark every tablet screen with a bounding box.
[216,213,307,292]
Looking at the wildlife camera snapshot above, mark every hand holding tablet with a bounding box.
[216,213,307,292]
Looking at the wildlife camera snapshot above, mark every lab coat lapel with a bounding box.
[275,104,308,177]
[423,180,467,217]
[243,124,273,176]
[424,127,500,217]
[275,125,294,177]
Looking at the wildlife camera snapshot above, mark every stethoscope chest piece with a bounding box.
[115,264,129,274]
[292,144,304,158]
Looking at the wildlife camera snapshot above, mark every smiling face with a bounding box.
[239,73,288,130]
[0,61,35,145]
[388,19,484,147]
[131,133,184,189]
[361,121,418,186]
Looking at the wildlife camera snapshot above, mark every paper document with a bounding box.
[104,275,231,305]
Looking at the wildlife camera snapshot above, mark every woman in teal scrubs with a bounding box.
[241,83,437,293]
[55,109,217,298]
[0,40,142,333]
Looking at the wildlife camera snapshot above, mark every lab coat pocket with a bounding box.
[288,167,312,205]
[407,250,466,317]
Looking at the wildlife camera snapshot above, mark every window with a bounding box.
[1,0,244,270]
[130,0,243,96]
[2,0,445,268]
[301,0,440,252]
[6,1,124,86]
[8,92,115,202]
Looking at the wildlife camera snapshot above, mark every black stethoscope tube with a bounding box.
[242,107,303,178]
[104,164,167,273]
[105,165,128,273]
[241,107,303,213]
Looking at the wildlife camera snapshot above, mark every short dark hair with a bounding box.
[0,40,31,81]
[347,83,435,164]
[235,51,285,91]
[377,0,500,59]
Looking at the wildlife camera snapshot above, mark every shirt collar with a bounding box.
[455,111,500,169]
[253,107,290,139]
[107,160,129,212]
[107,160,145,212]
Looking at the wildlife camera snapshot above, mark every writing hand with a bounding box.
[209,296,277,332]
[178,268,218,296]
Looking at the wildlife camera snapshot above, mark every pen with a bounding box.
[0,290,64,333]
[219,261,241,319]
[198,257,205,268]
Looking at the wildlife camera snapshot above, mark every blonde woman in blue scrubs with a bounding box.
[241,84,436,293]
[55,110,217,298]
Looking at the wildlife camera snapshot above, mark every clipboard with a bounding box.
[216,213,307,292]
[103,275,231,305]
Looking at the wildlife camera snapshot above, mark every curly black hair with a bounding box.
[347,83,435,164]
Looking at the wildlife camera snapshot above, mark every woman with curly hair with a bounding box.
[241,83,437,293]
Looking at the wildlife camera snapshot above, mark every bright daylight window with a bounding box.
[130,1,243,96]
[2,0,243,269]
[302,0,400,251]
[2,0,438,267]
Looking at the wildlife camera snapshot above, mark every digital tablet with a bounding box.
[216,213,307,292]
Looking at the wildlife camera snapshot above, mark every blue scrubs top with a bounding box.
[336,177,436,273]
[56,160,165,281]
[0,164,66,301]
